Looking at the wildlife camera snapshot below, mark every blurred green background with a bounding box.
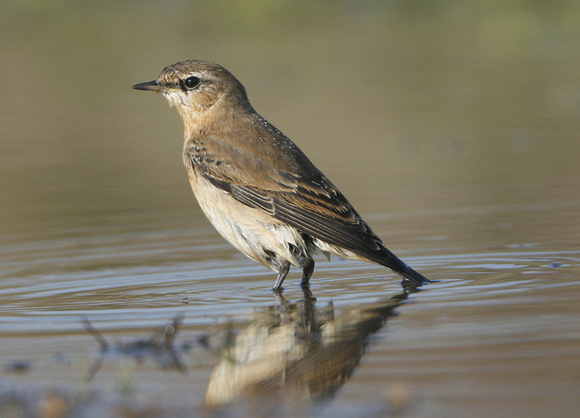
[1,0,579,244]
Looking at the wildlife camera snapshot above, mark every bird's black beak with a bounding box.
[132,80,161,92]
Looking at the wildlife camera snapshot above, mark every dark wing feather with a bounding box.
[186,131,429,285]
[230,181,429,286]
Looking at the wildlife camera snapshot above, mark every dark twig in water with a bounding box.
[82,316,189,381]
[82,317,109,350]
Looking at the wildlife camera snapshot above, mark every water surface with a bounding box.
[1,2,579,416]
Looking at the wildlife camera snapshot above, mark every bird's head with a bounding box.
[133,60,252,129]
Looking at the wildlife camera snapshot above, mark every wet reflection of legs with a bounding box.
[205,287,411,408]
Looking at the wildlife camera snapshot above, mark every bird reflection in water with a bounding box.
[205,287,412,408]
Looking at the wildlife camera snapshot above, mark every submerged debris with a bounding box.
[3,360,31,374]
[82,316,197,380]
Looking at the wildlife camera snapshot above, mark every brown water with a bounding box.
[1,3,579,417]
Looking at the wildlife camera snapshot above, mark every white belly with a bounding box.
[188,173,310,270]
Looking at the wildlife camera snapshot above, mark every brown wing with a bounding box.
[185,132,383,253]
[185,127,429,285]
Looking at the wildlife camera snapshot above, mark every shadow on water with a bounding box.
[204,286,413,410]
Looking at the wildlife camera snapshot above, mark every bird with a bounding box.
[133,60,429,291]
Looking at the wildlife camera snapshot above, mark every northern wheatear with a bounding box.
[133,60,429,290]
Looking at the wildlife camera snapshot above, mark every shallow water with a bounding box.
[1,2,580,417]
[2,206,579,416]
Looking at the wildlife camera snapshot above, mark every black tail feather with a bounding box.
[369,245,430,286]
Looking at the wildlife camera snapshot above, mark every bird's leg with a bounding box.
[300,258,315,288]
[272,260,291,290]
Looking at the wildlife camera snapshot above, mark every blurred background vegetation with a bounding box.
[1,0,579,243]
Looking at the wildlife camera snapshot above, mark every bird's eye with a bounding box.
[182,76,200,90]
